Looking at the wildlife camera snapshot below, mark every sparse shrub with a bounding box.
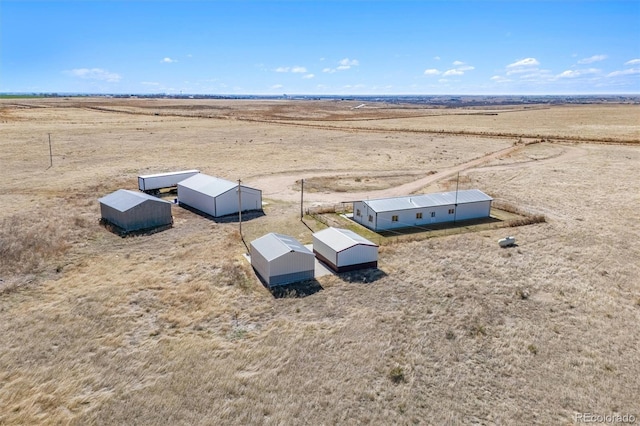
[389,366,406,384]
[528,344,538,355]
[469,323,487,337]
[445,330,456,340]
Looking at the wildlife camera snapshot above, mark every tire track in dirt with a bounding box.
[247,144,524,205]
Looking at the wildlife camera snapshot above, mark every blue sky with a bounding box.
[1,1,639,95]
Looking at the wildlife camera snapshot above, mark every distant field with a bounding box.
[0,98,638,424]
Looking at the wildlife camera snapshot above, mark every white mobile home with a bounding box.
[353,189,493,232]
[138,169,200,192]
[312,227,378,272]
[99,189,173,233]
[250,233,315,287]
[177,173,262,218]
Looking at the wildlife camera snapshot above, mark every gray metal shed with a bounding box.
[99,189,173,233]
[312,227,378,272]
[250,233,315,287]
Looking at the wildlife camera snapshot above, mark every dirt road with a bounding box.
[246,144,524,205]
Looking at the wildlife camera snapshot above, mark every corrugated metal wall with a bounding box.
[100,200,172,232]
[177,184,216,216]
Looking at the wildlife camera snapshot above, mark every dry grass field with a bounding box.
[0,98,639,425]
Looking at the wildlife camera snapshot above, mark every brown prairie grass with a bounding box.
[0,99,638,425]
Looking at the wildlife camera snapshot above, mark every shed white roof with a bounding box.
[178,173,238,197]
[251,233,313,262]
[362,189,492,213]
[138,169,199,179]
[313,227,378,251]
[98,189,171,212]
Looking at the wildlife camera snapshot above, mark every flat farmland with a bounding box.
[0,98,638,425]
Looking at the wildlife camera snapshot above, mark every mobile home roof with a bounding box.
[363,189,492,213]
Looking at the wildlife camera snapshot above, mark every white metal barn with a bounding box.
[99,189,173,233]
[250,233,315,287]
[312,227,378,272]
[138,169,199,192]
[177,173,262,218]
[352,189,493,232]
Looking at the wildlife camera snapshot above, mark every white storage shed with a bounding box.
[99,189,173,233]
[250,233,315,287]
[353,189,493,232]
[177,173,262,218]
[312,227,378,272]
[138,169,200,192]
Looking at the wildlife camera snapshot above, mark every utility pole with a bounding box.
[48,133,53,168]
[238,179,242,237]
[300,178,304,219]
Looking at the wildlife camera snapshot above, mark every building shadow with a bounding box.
[178,203,265,223]
[263,278,324,299]
[377,216,501,237]
[99,218,173,238]
[338,268,387,284]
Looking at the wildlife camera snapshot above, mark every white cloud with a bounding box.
[303,74,315,79]
[141,81,160,86]
[433,56,441,61]
[490,75,510,83]
[161,57,177,63]
[578,54,607,64]
[506,58,540,75]
[324,58,359,73]
[438,61,474,77]
[277,66,307,73]
[443,69,464,76]
[607,68,640,77]
[339,58,359,67]
[271,84,283,89]
[507,57,539,69]
[423,68,441,75]
[557,68,600,78]
[68,68,121,82]
[625,59,640,66]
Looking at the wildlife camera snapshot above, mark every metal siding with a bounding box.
[311,236,337,266]
[270,250,315,279]
[268,269,315,287]
[137,170,200,191]
[100,199,171,232]
[177,183,216,216]
[337,244,378,268]
[215,187,262,217]
[454,200,492,221]
[357,191,492,231]
[250,243,272,285]
[352,201,366,227]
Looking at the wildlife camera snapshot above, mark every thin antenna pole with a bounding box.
[238,179,242,237]
[453,172,459,224]
[300,178,304,219]
[48,133,53,168]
